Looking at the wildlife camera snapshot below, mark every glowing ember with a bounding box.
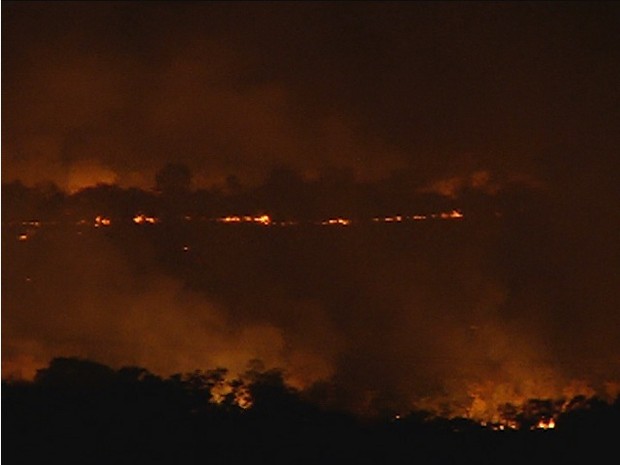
[321,218,352,226]
[488,421,519,431]
[217,214,272,225]
[534,418,556,430]
[18,234,29,241]
[217,216,242,223]
[371,211,462,223]
[253,214,272,225]
[439,209,464,219]
[133,214,158,224]
[94,215,111,227]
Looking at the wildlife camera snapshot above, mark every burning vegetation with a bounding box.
[3,176,620,428]
[3,357,619,464]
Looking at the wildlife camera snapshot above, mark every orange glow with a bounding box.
[488,421,519,431]
[321,218,352,226]
[18,234,29,241]
[372,212,462,223]
[382,215,403,223]
[253,214,272,225]
[440,209,464,219]
[217,214,272,225]
[217,216,242,223]
[94,215,111,227]
[534,418,556,430]
[71,212,468,227]
[133,214,159,224]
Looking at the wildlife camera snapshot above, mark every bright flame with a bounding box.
[321,218,352,226]
[382,215,404,223]
[488,420,519,431]
[133,214,159,225]
[440,209,464,219]
[253,214,271,226]
[534,418,556,430]
[372,211,462,223]
[218,216,242,223]
[216,214,272,225]
[94,216,111,227]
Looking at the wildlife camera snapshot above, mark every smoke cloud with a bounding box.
[3,2,620,420]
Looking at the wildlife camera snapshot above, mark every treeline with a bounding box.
[2,164,540,224]
[3,357,619,464]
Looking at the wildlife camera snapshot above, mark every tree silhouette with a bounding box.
[3,357,620,465]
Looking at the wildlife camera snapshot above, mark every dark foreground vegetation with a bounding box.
[3,358,619,465]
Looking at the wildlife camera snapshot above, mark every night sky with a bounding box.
[3,2,620,420]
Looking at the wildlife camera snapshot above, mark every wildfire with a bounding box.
[534,418,556,430]
[442,209,464,219]
[218,215,242,223]
[482,417,557,432]
[94,215,111,227]
[374,215,404,223]
[483,420,519,431]
[431,209,464,219]
[217,214,272,225]
[321,218,352,226]
[133,214,159,224]
[253,214,272,225]
[372,210,463,223]
[15,210,466,232]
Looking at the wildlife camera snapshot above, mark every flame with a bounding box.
[71,212,467,228]
[218,216,242,223]
[489,421,519,431]
[381,215,404,223]
[18,234,29,241]
[321,218,352,226]
[133,214,159,224]
[444,209,464,219]
[372,211,462,223]
[253,214,271,226]
[534,418,556,430]
[94,215,111,227]
[217,214,272,225]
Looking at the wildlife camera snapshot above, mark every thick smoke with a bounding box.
[3,171,620,420]
[3,2,620,419]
